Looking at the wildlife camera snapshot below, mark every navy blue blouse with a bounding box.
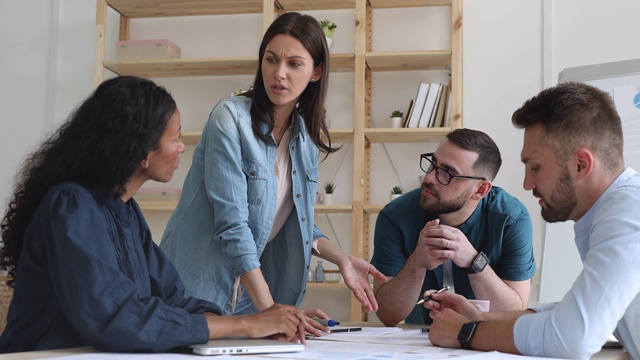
[0,182,220,353]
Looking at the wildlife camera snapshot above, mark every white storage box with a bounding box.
[115,39,181,60]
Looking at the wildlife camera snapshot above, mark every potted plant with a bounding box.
[390,110,404,128]
[323,182,336,205]
[390,186,403,201]
[320,20,337,49]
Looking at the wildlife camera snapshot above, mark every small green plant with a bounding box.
[324,182,336,194]
[390,186,403,195]
[320,20,337,38]
[390,110,403,118]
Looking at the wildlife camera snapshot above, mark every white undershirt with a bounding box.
[268,126,294,242]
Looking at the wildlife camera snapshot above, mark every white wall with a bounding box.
[0,1,53,208]
[2,0,639,316]
[462,0,545,302]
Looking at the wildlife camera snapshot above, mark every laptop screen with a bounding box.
[189,338,304,356]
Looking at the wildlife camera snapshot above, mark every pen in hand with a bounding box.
[416,286,450,305]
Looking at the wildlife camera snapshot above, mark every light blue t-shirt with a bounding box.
[514,168,640,359]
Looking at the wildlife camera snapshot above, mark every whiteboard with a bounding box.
[539,58,640,303]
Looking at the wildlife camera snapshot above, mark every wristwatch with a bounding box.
[457,321,483,350]
[463,251,489,274]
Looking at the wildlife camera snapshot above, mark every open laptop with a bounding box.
[188,338,304,356]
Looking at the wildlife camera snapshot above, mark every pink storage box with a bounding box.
[115,39,181,60]
[134,187,181,201]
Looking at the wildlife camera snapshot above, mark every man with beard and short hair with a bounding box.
[371,128,536,326]
[426,82,640,359]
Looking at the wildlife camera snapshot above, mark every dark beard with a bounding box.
[539,166,577,223]
[420,183,471,216]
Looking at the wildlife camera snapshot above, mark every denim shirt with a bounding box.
[0,182,214,353]
[160,96,325,315]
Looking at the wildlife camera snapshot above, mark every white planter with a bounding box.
[390,193,402,202]
[326,37,334,50]
[390,117,403,128]
[323,193,334,205]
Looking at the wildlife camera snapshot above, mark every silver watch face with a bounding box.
[473,252,489,272]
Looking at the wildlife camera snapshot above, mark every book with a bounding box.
[432,85,449,128]
[405,83,430,128]
[442,89,453,127]
[417,83,442,128]
[427,84,445,127]
[403,99,414,128]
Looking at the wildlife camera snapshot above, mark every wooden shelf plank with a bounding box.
[365,127,451,143]
[182,131,201,145]
[137,200,178,211]
[364,204,385,214]
[106,0,451,18]
[278,0,356,11]
[106,0,379,17]
[315,205,352,213]
[104,53,354,77]
[365,51,451,71]
[322,128,354,143]
[105,57,257,77]
[306,282,347,289]
[106,0,266,18]
[369,0,451,8]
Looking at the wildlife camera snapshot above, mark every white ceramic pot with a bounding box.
[326,37,334,49]
[390,117,403,128]
[390,193,402,201]
[323,193,334,205]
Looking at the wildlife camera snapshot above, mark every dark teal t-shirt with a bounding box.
[371,186,536,324]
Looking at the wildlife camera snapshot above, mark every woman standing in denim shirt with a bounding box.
[160,12,386,332]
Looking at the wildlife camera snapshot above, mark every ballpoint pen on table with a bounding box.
[416,286,450,305]
[328,327,362,333]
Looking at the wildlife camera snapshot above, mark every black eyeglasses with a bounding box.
[420,153,486,186]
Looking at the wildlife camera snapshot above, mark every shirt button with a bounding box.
[250,171,256,176]
[306,240,309,245]
[301,217,306,222]
[296,193,302,198]
[293,170,297,175]
[291,146,295,150]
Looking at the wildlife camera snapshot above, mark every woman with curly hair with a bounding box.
[0,76,306,353]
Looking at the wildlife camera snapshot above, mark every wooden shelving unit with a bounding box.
[95,0,462,322]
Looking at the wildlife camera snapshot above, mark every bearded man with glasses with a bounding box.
[372,128,536,326]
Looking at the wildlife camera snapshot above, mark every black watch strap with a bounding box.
[463,251,489,274]
[457,321,483,350]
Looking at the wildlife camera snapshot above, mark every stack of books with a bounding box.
[403,82,451,129]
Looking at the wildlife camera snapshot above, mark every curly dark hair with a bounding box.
[0,76,177,287]
[244,12,338,156]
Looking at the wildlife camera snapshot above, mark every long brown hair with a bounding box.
[245,12,337,155]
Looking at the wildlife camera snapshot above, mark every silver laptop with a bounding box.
[189,338,304,356]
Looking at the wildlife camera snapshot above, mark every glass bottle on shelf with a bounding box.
[315,261,325,283]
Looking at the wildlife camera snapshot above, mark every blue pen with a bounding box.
[314,318,340,327]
